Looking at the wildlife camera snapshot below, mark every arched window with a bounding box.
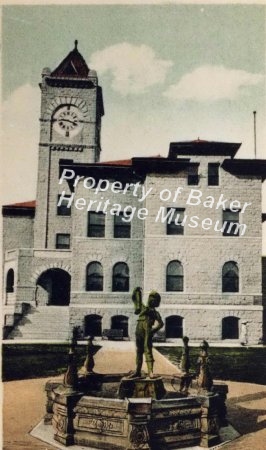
[84,314,102,337]
[111,315,129,337]
[6,269,14,293]
[165,316,183,338]
[222,316,239,339]
[222,261,239,292]
[112,263,129,292]
[86,262,103,291]
[166,260,183,291]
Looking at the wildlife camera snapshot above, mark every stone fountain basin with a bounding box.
[45,374,227,450]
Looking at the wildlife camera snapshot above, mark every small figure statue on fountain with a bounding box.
[79,336,97,377]
[63,328,79,388]
[179,336,191,393]
[71,326,80,350]
[197,340,213,392]
[129,287,164,379]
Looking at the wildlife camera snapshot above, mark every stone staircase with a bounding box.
[7,305,70,341]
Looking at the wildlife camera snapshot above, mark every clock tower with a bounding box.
[34,41,104,248]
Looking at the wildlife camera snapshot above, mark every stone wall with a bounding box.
[143,161,262,297]
[262,257,266,306]
[69,304,138,339]
[3,248,72,305]
[64,155,264,344]
[71,181,144,293]
[67,302,263,343]
[2,216,34,255]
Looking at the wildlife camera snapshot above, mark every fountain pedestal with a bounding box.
[197,392,221,448]
[52,385,83,446]
[118,376,166,400]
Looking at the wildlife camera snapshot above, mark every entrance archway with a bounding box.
[222,316,239,339]
[165,315,183,339]
[36,268,71,306]
[111,315,129,337]
[6,269,14,293]
[84,314,102,337]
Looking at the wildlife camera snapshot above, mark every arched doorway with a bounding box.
[84,314,102,337]
[36,268,71,306]
[111,315,129,338]
[222,316,239,339]
[6,269,14,293]
[165,315,183,339]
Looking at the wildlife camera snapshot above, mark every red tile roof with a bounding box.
[98,155,164,166]
[98,159,133,166]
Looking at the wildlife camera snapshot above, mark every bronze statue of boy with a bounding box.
[130,286,164,379]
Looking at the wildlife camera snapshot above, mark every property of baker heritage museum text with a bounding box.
[2,41,265,346]
[58,169,251,236]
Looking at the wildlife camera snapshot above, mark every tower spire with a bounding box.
[51,40,90,78]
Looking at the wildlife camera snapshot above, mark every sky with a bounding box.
[1,2,266,234]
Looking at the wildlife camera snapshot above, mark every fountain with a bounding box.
[44,332,228,448]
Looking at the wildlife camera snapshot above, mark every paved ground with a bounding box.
[3,342,266,450]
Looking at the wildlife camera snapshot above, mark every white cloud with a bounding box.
[1,84,40,204]
[164,65,264,102]
[90,43,173,95]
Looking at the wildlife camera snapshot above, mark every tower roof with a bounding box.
[168,139,241,158]
[51,40,90,78]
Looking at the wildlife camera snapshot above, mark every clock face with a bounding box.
[53,105,83,138]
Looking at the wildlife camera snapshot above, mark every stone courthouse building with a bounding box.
[2,43,266,343]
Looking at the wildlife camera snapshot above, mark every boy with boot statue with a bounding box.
[129,286,164,379]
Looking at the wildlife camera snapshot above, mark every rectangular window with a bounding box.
[167,208,185,235]
[188,164,199,185]
[208,163,219,186]
[57,195,71,216]
[88,211,105,237]
[56,233,70,249]
[223,210,240,236]
[114,213,131,238]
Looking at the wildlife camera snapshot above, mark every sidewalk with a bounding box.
[3,338,265,348]
[3,343,266,450]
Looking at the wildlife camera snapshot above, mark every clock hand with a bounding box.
[59,118,78,125]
